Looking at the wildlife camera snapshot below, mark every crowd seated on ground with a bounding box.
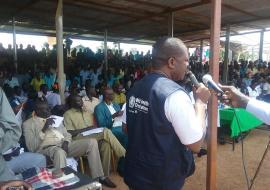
[1,41,270,188]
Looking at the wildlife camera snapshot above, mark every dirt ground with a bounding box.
[103,128,270,190]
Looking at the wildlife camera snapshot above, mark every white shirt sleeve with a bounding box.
[164,90,203,145]
[246,98,270,125]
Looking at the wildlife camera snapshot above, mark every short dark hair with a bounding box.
[102,87,113,96]
[40,84,47,91]
[152,37,186,69]
[69,94,81,108]
[34,98,48,112]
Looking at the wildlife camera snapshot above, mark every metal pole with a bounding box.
[56,0,65,104]
[207,0,221,189]
[223,25,230,84]
[200,40,203,63]
[12,17,17,73]
[249,138,270,190]
[168,12,174,37]
[104,29,108,81]
[259,30,264,61]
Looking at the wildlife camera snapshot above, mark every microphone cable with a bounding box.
[233,108,250,190]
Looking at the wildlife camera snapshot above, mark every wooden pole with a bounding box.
[56,0,65,104]
[207,0,221,189]
[222,25,230,84]
[200,40,203,63]
[104,29,108,81]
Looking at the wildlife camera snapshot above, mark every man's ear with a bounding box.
[168,57,175,69]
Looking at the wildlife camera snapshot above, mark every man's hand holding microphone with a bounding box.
[186,71,211,104]
[219,85,250,108]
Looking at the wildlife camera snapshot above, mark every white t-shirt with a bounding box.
[46,92,61,109]
[4,77,19,88]
[164,90,203,145]
[122,91,203,145]
[247,86,259,98]
[246,98,270,125]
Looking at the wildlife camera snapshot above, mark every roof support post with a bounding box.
[207,0,221,189]
[222,24,230,84]
[56,0,65,104]
[104,29,108,81]
[12,17,18,73]
[168,12,174,37]
[259,30,264,61]
[200,39,203,63]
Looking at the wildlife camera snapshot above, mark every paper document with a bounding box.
[113,106,125,127]
[15,107,23,126]
[49,115,64,128]
[81,127,104,136]
[121,103,126,111]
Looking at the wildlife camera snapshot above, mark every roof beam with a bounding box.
[174,18,209,28]
[182,28,270,43]
[74,0,159,16]
[181,10,211,23]
[2,0,41,21]
[65,0,207,29]
[63,0,209,34]
[1,5,207,39]
[96,0,211,31]
[123,0,169,9]
[63,0,179,28]
[20,6,113,26]
[64,0,148,19]
[222,3,264,19]
[14,0,42,16]
[0,16,103,36]
[238,23,265,30]
[170,14,270,40]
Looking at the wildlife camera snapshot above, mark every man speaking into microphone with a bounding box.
[124,37,210,190]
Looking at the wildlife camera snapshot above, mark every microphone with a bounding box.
[186,71,200,88]
[202,74,224,95]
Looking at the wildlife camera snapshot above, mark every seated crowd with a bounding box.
[0,81,129,187]
[0,41,153,188]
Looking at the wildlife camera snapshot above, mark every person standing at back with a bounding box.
[124,37,211,190]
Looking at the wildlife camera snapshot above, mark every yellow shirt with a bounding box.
[113,92,126,105]
[82,96,100,114]
[63,108,94,131]
[31,78,45,91]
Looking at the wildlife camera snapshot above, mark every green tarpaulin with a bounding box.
[219,108,263,137]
